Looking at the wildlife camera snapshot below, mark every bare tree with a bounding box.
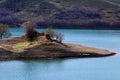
[22,21,39,41]
[0,24,11,39]
[55,32,64,43]
[44,27,54,40]
[44,28,64,43]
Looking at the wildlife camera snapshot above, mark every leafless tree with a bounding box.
[0,24,11,39]
[44,28,64,43]
[44,27,54,40]
[55,32,64,43]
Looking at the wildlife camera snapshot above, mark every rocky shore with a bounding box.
[0,36,116,60]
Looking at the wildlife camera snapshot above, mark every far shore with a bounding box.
[9,27,120,30]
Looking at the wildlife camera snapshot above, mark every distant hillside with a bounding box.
[0,0,120,29]
[47,0,120,8]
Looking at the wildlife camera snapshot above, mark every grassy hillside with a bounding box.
[0,0,120,29]
[47,0,120,8]
[107,0,120,4]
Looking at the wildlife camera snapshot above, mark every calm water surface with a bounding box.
[0,28,120,80]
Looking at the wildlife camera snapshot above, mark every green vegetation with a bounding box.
[82,49,98,54]
[12,41,58,52]
[12,41,40,52]
[12,23,64,52]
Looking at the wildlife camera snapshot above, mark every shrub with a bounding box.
[44,27,54,40]
[0,24,11,39]
[44,28,64,43]
[22,21,39,42]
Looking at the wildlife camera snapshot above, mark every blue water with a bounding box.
[0,28,120,80]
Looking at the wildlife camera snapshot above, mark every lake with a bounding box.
[0,28,120,80]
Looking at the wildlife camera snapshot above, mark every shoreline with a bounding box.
[0,37,116,60]
[9,27,120,30]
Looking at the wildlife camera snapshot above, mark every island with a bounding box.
[0,36,116,60]
[0,22,116,60]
